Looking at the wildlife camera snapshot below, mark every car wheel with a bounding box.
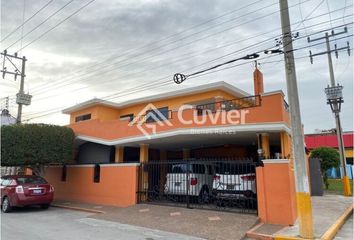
[198,186,210,204]
[2,197,12,213]
[40,204,50,210]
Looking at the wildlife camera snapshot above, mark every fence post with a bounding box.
[186,158,191,209]
[256,159,297,225]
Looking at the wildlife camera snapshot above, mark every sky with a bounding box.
[0,0,353,133]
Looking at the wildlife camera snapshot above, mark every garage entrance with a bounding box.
[137,158,257,214]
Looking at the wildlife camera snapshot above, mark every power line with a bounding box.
[32,17,353,102]
[1,0,55,43]
[188,34,353,79]
[5,0,76,50]
[22,34,353,121]
[20,4,354,118]
[29,0,311,95]
[31,5,353,99]
[17,0,96,52]
[19,0,27,55]
[262,0,325,65]
[174,52,261,84]
[29,0,283,94]
[32,36,276,101]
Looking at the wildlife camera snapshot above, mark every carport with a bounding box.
[102,126,290,214]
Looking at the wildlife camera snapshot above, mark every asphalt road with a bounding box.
[334,214,353,240]
[1,206,203,240]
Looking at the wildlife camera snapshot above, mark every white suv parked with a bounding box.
[212,162,256,200]
[164,163,214,203]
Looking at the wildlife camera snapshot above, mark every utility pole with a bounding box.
[1,50,31,123]
[308,27,351,196]
[279,0,314,238]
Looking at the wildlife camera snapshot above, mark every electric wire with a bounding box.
[5,0,76,50]
[28,0,284,94]
[17,0,96,52]
[22,20,354,116]
[29,0,310,94]
[20,4,354,118]
[27,0,272,94]
[22,33,353,120]
[31,6,352,98]
[0,0,55,43]
[33,18,352,101]
[188,34,353,80]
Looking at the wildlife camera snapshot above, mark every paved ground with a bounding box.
[1,206,204,240]
[276,194,353,238]
[54,201,258,240]
[334,214,353,240]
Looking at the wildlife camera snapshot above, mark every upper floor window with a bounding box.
[75,113,91,122]
[146,107,169,123]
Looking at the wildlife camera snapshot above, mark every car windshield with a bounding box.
[0,178,14,186]
[215,163,255,175]
[16,176,48,184]
[169,164,205,174]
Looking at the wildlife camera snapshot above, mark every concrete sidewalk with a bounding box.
[246,194,353,239]
[52,194,353,240]
[52,200,258,240]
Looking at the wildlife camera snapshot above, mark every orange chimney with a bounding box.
[253,68,264,95]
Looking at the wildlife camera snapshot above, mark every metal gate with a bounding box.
[137,158,257,214]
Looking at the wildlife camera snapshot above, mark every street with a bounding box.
[0,207,203,240]
[334,215,353,240]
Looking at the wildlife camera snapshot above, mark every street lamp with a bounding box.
[324,84,351,196]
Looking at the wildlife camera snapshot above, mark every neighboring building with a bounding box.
[305,131,354,165]
[0,109,16,126]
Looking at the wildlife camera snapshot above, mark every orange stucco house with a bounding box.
[45,69,298,226]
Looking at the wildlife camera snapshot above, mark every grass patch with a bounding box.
[325,179,354,194]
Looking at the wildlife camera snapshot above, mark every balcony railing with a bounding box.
[196,95,261,115]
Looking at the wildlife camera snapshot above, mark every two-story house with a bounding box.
[45,68,294,213]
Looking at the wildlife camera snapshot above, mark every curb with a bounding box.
[246,222,287,240]
[320,204,353,240]
[51,204,106,214]
[274,204,354,240]
[274,236,304,240]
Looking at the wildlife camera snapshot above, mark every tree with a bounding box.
[310,147,340,189]
[1,124,75,176]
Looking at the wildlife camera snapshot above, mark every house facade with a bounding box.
[45,69,298,225]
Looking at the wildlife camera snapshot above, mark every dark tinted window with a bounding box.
[216,163,255,175]
[16,176,48,184]
[170,164,205,174]
[146,107,169,123]
[93,164,100,183]
[120,114,134,121]
[75,114,91,122]
[61,165,67,182]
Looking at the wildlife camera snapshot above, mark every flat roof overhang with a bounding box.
[75,123,290,150]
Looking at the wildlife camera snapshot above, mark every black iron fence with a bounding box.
[138,158,257,214]
[196,95,261,115]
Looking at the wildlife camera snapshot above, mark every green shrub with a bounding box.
[1,124,74,176]
[310,147,340,189]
